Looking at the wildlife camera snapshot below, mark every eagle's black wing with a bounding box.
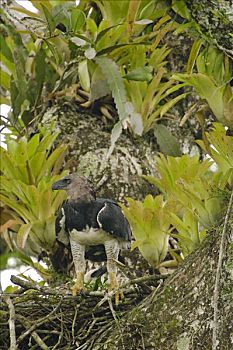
[96,199,132,243]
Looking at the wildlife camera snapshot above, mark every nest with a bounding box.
[0,274,166,350]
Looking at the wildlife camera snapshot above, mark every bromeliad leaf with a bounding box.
[16,223,32,249]
[95,57,129,154]
[70,8,86,32]
[154,124,182,156]
[78,60,90,91]
[107,121,122,158]
[90,66,111,102]
[123,66,153,82]
[95,57,128,122]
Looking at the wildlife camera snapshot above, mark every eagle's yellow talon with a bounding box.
[114,290,124,305]
[71,272,84,296]
[108,272,124,304]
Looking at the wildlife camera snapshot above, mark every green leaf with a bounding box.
[41,3,56,33]
[38,189,52,219]
[90,66,111,102]
[70,8,86,32]
[124,66,153,82]
[0,148,21,180]
[0,194,34,222]
[34,48,46,105]
[0,70,11,90]
[141,67,166,118]
[78,60,90,91]
[172,0,190,19]
[96,23,124,43]
[173,73,224,121]
[127,0,141,36]
[31,0,52,11]
[139,1,158,19]
[36,132,59,154]
[0,95,11,105]
[0,35,13,62]
[186,39,203,74]
[154,124,182,156]
[45,216,56,247]
[16,223,32,249]
[9,6,40,18]
[95,57,129,153]
[107,121,122,158]
[97,42,149,56]
[45,39,60,64]
[41,145,67,177]
[27,134,40,159]
[160,92,189,117]
[29,152,46,180]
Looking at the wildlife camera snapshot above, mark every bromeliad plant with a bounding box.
[173,45,233,128]
[1,0,189,152]
[122,123,232,266]
[0,128,68,264]
[122,195,172,268]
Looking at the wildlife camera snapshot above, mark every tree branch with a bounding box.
[4,296,17,350]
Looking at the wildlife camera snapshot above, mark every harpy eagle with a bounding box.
[52,174,132,302]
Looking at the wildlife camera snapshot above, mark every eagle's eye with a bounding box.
[64,178,71,185]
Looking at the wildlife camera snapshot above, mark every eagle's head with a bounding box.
[52,174,96,202]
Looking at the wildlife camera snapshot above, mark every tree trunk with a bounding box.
[186,0,233,58]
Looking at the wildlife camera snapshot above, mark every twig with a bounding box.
[179,102,200,127]
[4,296,18,350]
[31,331,49,350]
[140,327,146,350]
[10,275,42,291]
[72,306,78,341]
[120,274,167,289]
[108,297,126,350]
[78,318,97,341]
[212,190,233,350]
[52,310,64,350]
[16,297,63,344]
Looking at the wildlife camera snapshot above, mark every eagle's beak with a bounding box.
[52,179,65,190]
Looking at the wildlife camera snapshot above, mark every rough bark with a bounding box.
[186,0,233,58]
[41,101,197,201]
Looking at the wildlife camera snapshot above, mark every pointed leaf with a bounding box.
[154,124,182,156]
[78,60,90,91]
[107,121,122,158]
[70,8,86,32]
[17,223,32,249]
[160,92,189,117]
[41,3,56,33]
[96,57,129,150]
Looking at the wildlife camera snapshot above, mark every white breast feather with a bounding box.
[70,227,111,245]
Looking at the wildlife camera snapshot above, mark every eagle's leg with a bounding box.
[104,239,123,304]
[70,240,86,296]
